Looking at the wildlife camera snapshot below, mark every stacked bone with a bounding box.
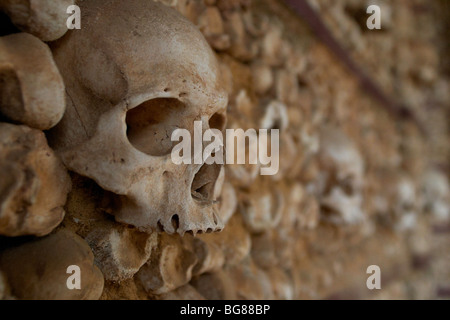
[0,0,105,300]
[0,0,448,300]
[305,0,450,297]
[314,0,449,175]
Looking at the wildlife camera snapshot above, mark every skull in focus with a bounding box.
[316,126,365,225]
[50,0,228,235]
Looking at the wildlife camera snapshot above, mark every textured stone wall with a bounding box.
[0,0,448,300]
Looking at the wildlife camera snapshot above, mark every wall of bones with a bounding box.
[0,0,448,300]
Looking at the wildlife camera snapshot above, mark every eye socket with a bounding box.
[340,177,355,196]
[126,98,188,156]
[209,112,226,131]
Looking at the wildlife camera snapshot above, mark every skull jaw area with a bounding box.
[113,162,225,236]
[114,195,224,236]
[62,138,226,236]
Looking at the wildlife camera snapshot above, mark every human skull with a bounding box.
[393,175,419,231]
[50,0,228,235]
[317,126,365,225]
[422,169,450,221]
[370,171,420,231]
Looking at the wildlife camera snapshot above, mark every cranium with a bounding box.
[0,229,104,300]
[50,0,228,235]
[0,33,66,130]
[224,257,274,300]
[0,0,74,42]
[191,269,237,300]
[317,126,365,225]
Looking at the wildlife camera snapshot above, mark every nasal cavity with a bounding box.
[191,163,222,203]
[126,98,187,156]
[171,214,180,232]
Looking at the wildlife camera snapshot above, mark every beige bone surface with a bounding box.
[50,0,228,235]
[317,125,365,225]
[0,123,71,237]
[86,227,158,282]
[0,33,65,130]
[137,233,198,294]
[0,229,104,300]
[0,0,74,41]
